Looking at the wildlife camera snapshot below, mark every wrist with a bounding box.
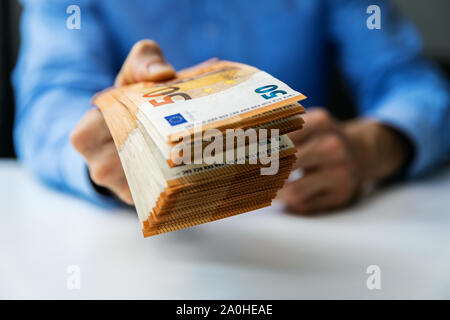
[344,120,410,182]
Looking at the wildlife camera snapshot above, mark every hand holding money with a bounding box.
[74,37,310,236]
[71,40,175,204]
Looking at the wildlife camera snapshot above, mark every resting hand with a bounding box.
[280,108,409,213]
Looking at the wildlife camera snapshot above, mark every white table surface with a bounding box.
[1,159,449,299]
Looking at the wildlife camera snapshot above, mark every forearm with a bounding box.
[14,88,120,206]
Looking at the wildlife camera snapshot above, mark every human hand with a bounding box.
[71,40,175,204]
[279,108,409,213]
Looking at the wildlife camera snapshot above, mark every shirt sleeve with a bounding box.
[327,0,450,177]
[13,0,121,206]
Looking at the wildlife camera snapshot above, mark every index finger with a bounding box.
[71,108,112,159]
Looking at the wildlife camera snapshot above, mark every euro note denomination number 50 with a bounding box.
[143,86,191,107]
[255,85,287,100]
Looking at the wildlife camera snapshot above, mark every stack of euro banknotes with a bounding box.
[94,59,306,237]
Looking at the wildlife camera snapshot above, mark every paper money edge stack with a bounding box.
[93,60,306,237]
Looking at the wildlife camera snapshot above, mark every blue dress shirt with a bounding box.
[13,0,450,205]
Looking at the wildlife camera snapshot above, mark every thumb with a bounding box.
[115,39,175,86]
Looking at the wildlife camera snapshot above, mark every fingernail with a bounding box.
[148,63,174,75]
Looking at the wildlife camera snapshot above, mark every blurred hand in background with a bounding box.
[279,108,410,213]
